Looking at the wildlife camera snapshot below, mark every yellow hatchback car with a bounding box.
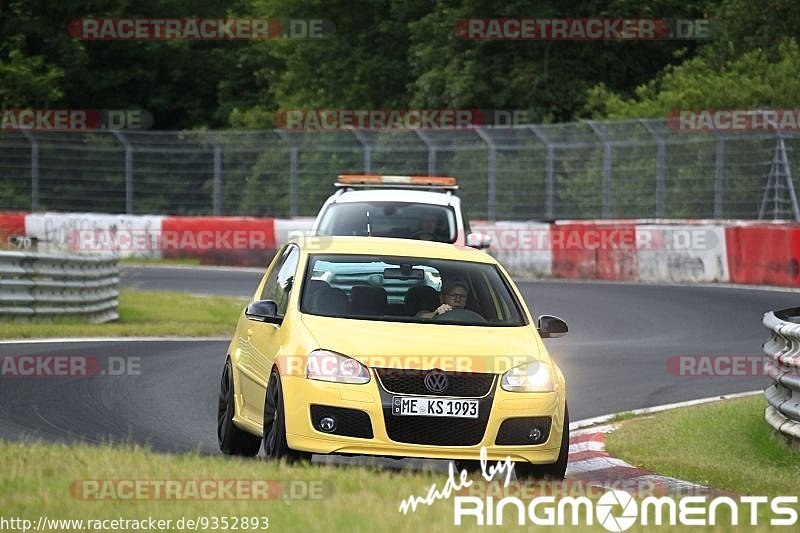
[217,236,569,478]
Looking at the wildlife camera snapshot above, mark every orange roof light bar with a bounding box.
[337,175,457,186]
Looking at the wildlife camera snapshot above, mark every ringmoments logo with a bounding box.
[397,448,799,529]
[452,491,799,528]
[595,491,639,531]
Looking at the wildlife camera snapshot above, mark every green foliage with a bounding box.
[588,0,800,119]
[588,39,800,119]
[407,0,706,122]
[0,43,63,106]
[0,0,715,128]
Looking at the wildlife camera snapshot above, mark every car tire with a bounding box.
[263,367,311,463]
[513,404,569,480]
[217,358,262,456]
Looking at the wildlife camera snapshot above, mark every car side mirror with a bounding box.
[245,300,282,324]
[467,232,492,249]
[537,315,568,338]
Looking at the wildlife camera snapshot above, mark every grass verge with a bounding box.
[0,439,502,533]
[605,395,800,496]
[0,290,245,338]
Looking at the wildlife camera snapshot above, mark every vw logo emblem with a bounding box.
[424,369,448,393]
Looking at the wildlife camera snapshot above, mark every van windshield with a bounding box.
[317,202,457,243]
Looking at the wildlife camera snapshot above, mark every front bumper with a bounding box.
[281,372,565,464]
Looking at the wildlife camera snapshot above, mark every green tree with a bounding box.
[586,39,800,118]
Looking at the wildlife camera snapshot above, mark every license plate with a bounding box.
[392,396,478,419]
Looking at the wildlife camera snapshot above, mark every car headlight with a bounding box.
[500,361,554,392]
[306,349,370,384]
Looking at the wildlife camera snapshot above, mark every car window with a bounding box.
[260,245,300,316]
[300,254,525,326]
[317,202,457,243]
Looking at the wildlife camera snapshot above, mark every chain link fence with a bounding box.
[1,119,799,220]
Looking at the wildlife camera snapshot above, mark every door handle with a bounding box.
[246,328,254,339]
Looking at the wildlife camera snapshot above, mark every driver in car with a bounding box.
[416,212,446,242]
[417,278,469,318]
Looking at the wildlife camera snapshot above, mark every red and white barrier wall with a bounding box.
[4,211,800,287]
[0,212,27,246]
[726,223,800,287]
[473,220,732,283]
[471,220,552,278]
[18,212,303,267]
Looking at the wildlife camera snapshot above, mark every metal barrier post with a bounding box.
[587,121,612,218]
[21,131,39,211]
[275,131,299,216]
[475,128,497,221]
[204,132,223,216]
[640,119,666,218]
[714,132,726,218]
[415,130,437,176]
[112,131,134,214]
[529,125,555,219]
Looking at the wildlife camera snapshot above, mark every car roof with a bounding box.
[330,188,457,206]
[289,236,495,263]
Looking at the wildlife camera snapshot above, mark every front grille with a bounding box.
[495,416,552,445]
[377,381,496,446]
[310,405,373,439]
[375,368,495,397]
[383,410,491,445]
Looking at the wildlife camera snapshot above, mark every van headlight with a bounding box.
[500,361,554,392]
[306,349,370,384]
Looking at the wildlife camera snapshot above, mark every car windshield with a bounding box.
[317,202,457,243]
[300,254,526,326]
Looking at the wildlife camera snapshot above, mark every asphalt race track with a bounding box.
[0,265,797,462]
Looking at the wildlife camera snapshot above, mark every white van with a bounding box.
[312,175,489,248]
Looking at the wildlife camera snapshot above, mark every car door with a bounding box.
[238,244,300,425]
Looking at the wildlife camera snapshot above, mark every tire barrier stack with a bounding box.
[0,251,119,323]
[763,307,800,451]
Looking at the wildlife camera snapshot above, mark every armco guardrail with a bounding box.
[763,307,800,450]
[0,251,119,323]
